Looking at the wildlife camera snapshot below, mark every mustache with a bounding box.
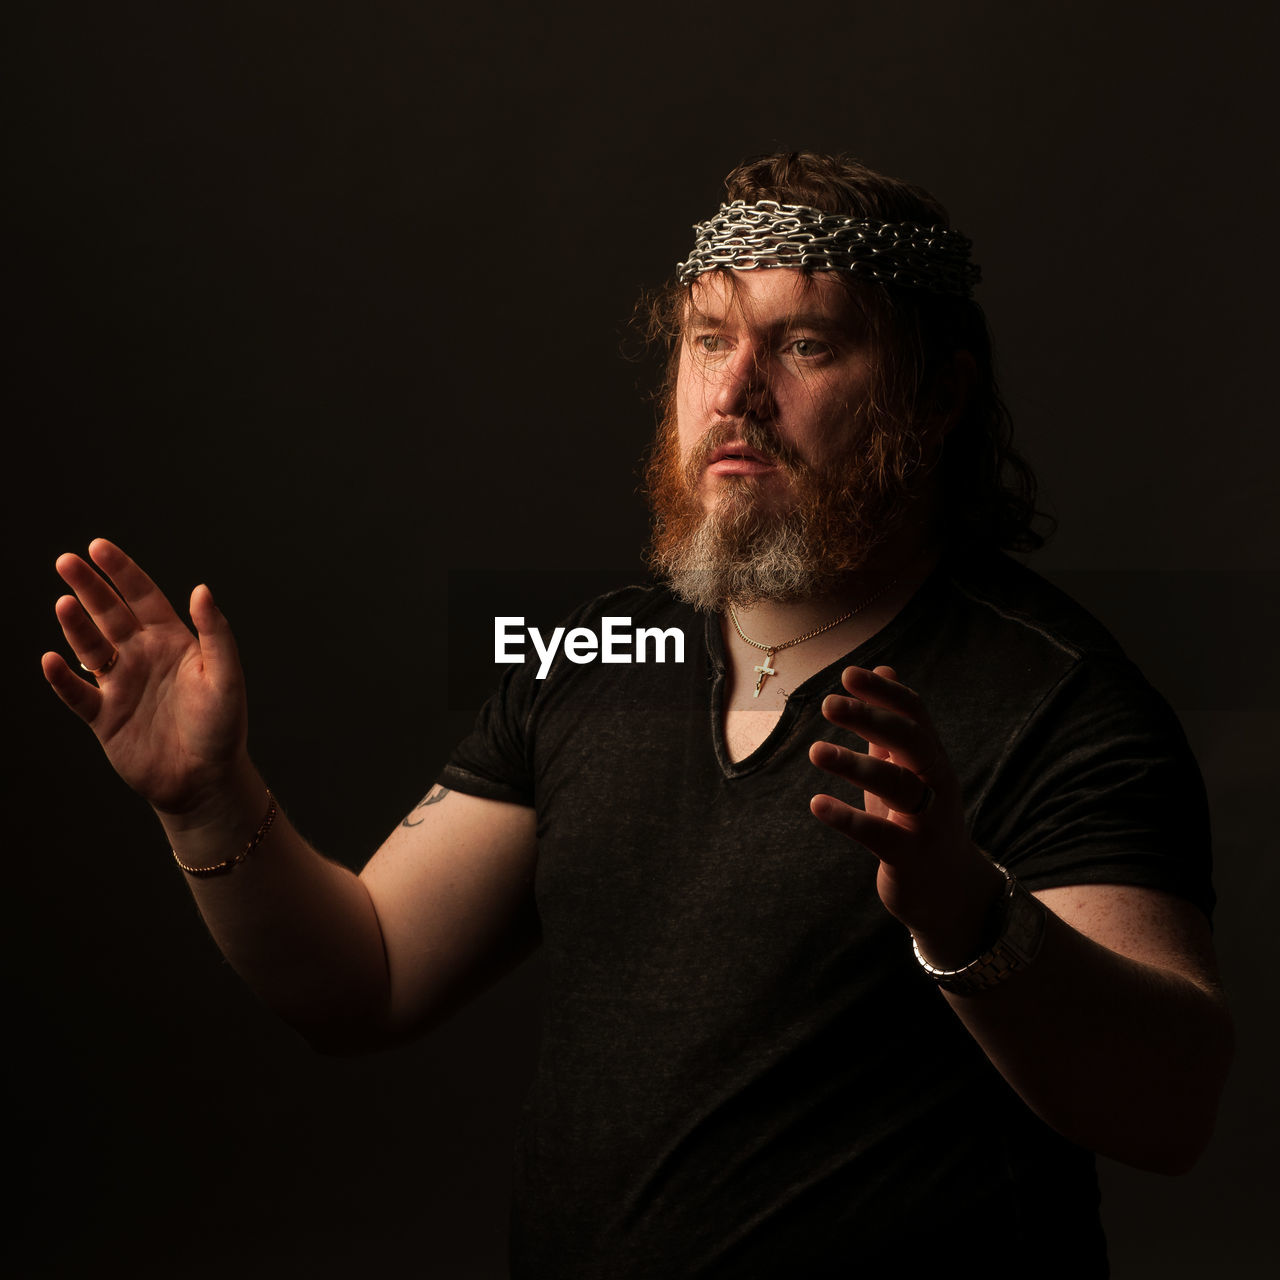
[682,419,808,486]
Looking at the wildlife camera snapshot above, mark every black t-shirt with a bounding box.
[442,553,1213,1278]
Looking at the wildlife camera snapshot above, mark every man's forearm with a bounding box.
[933,899,1233,1174]
[811,666,1232,1174]
[161,762,392,1052]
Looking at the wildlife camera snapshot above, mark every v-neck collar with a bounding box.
[704,568,945,780]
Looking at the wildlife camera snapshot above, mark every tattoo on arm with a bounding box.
[401,784,451,827]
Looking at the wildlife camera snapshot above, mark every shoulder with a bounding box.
[442,582,702,803]
[911,550,1179,724]
[913,556,1213,916]
[934,551,1126,664]
[910,551,1196,757]
[534,583,702,678]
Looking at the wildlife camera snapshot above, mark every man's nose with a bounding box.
[712,345,770,419]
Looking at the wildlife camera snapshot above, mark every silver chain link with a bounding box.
[677,199,980,298]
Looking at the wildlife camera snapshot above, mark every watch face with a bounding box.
[1002,883,1048,966]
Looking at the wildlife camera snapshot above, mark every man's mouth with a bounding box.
[705,442,777,476]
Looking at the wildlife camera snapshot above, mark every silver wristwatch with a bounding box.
[912,863,1047,996]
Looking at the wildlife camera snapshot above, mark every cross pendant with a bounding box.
[753,651,777,697]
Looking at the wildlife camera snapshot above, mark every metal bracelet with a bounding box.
[172,791,277,878]
[911,863,1047,996]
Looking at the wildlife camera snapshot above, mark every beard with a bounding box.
[645,408,915,613]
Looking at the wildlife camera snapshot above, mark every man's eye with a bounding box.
[696,334,725,354]
[787,338,830,359]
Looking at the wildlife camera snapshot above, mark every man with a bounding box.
[44,153,1231,1276]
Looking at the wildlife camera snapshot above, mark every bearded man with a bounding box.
[44,153,1231,1277]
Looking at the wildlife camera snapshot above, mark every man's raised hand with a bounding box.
[808,664,1006,966]
[42,539,251,822]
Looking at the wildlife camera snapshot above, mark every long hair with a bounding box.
[645,152,1051,554]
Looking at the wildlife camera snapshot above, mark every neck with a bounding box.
[725,538,938,645]
[715,536,940,737]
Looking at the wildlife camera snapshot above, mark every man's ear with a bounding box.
[931,350,975,435]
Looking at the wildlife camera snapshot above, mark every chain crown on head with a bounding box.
[677,199,980,298]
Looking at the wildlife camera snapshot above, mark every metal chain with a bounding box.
[727,578,899,658]
[677,200,980,298]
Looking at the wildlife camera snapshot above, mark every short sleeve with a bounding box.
[438,585,657,809]
[439,656,539,807]
[972,655,1215,919]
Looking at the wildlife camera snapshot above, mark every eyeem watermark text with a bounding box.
[495,616,686,679]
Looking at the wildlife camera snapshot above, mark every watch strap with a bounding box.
[912,863,1047,996]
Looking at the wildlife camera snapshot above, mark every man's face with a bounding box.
[673,268,875,515]
[648,268,910,611]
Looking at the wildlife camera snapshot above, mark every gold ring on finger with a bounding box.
[80,649,120,679]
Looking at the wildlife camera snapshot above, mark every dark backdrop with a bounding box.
[10,3,1276,1275]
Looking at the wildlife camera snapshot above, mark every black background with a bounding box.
[10,2,1277,1275]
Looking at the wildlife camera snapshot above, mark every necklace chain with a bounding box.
[728,580,898,697]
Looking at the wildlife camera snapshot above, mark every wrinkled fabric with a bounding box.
[443,552,1212,1278]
